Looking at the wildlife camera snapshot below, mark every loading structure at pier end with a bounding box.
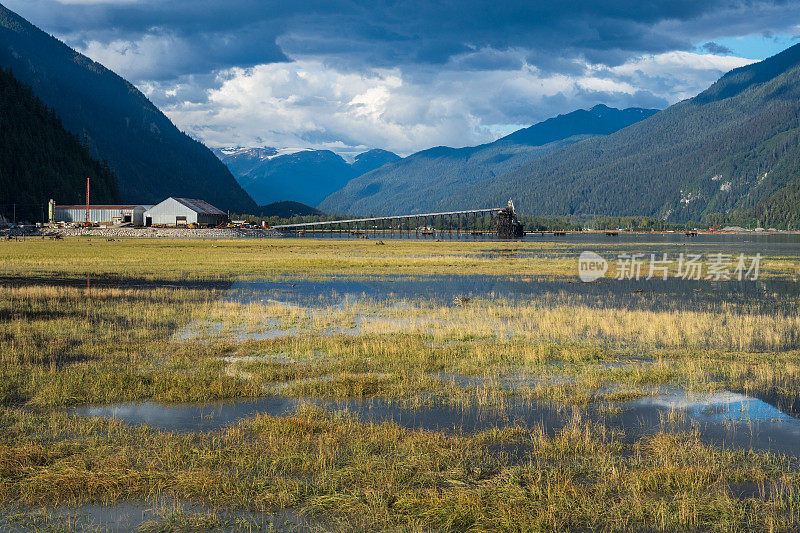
[497,200,524,239]
[272,201,526,240]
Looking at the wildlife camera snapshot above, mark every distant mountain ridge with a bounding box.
[497,105,656,146]
[0,68,119,222]
[351,149,402,175]
[319,105,658,215]
[321,44,800,226]
[0,3,257,213]
[259,201,324,218]
[447,43,800,225]
[215,147,400,206]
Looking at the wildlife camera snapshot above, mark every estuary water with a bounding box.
[293,229,800,255]
[225,275,800,314]
[71,388,800,456]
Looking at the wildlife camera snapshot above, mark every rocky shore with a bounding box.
[1,226,283,239]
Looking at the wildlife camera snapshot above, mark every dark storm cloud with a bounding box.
[702,41,734,54]
[7,0,800,80]
[3,0,795,154]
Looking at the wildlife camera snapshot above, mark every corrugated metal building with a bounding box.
[144,198,228,227]
[54,205,150,226]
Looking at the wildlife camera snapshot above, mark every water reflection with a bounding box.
[73,397,299,433]
[226,275,799,314]
[295,230,800,256]
[71,389,800,456]
[0,500,311,533]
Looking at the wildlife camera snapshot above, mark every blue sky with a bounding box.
[705,33,799,59]
[4,0,800,157]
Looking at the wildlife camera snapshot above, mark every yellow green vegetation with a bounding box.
[3,407,800,531]
[1,238,800,531]
[0,238,577,279]
[0,237,797,280]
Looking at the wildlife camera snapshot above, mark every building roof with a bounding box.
[55,205,142,210]
[171,198,226,215]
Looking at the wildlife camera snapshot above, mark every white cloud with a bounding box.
[78,33,190,81]
[4,0,781,157]
[162,61,494,156]
[576,76,637,95]
[148,49,757,156]
[601,51,756,102]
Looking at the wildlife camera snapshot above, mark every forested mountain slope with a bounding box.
[0,4,257,213]
[0,68,119,222]
[319,105,657,215]
[452,44,800,224]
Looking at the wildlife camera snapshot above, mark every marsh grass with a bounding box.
[3,281,799,410]
[0,238,796,280]
[2,407,800,531]
[2,239,800,530]
[0,285,262,407]
[181,293,800,408]
[193,290,800,351]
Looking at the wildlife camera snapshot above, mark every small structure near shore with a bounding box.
[52,203,150,226]
[497,200,524,239]
[49,196,226,228]
[144,198,228,227]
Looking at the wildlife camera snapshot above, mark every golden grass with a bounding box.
[0,237,796,279]
[1,238,800,530]
[198,293,800,352]
[2,407,800,531]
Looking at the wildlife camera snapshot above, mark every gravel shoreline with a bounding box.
[1,226,283,239]
[3,226,798,239]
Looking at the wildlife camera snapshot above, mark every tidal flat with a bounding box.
[1,237,800,531]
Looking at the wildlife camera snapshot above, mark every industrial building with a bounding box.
[52,203,150,226]
[143,198,227,227]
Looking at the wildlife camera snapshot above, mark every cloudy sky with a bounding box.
[5,0,800,157]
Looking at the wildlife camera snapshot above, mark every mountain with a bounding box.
[497,105,656,146]
[319,105,658,215]
[213,147,279,181]
[0,68,119,222]
[219,149,353,206]
[448,44,800,225]
[350,149,401,175]
[0,4,257,213]
[259,201,324,218]
[216,148,400,206]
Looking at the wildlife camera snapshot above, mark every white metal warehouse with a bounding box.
[144,198,228,227]
[53,204,150,226]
